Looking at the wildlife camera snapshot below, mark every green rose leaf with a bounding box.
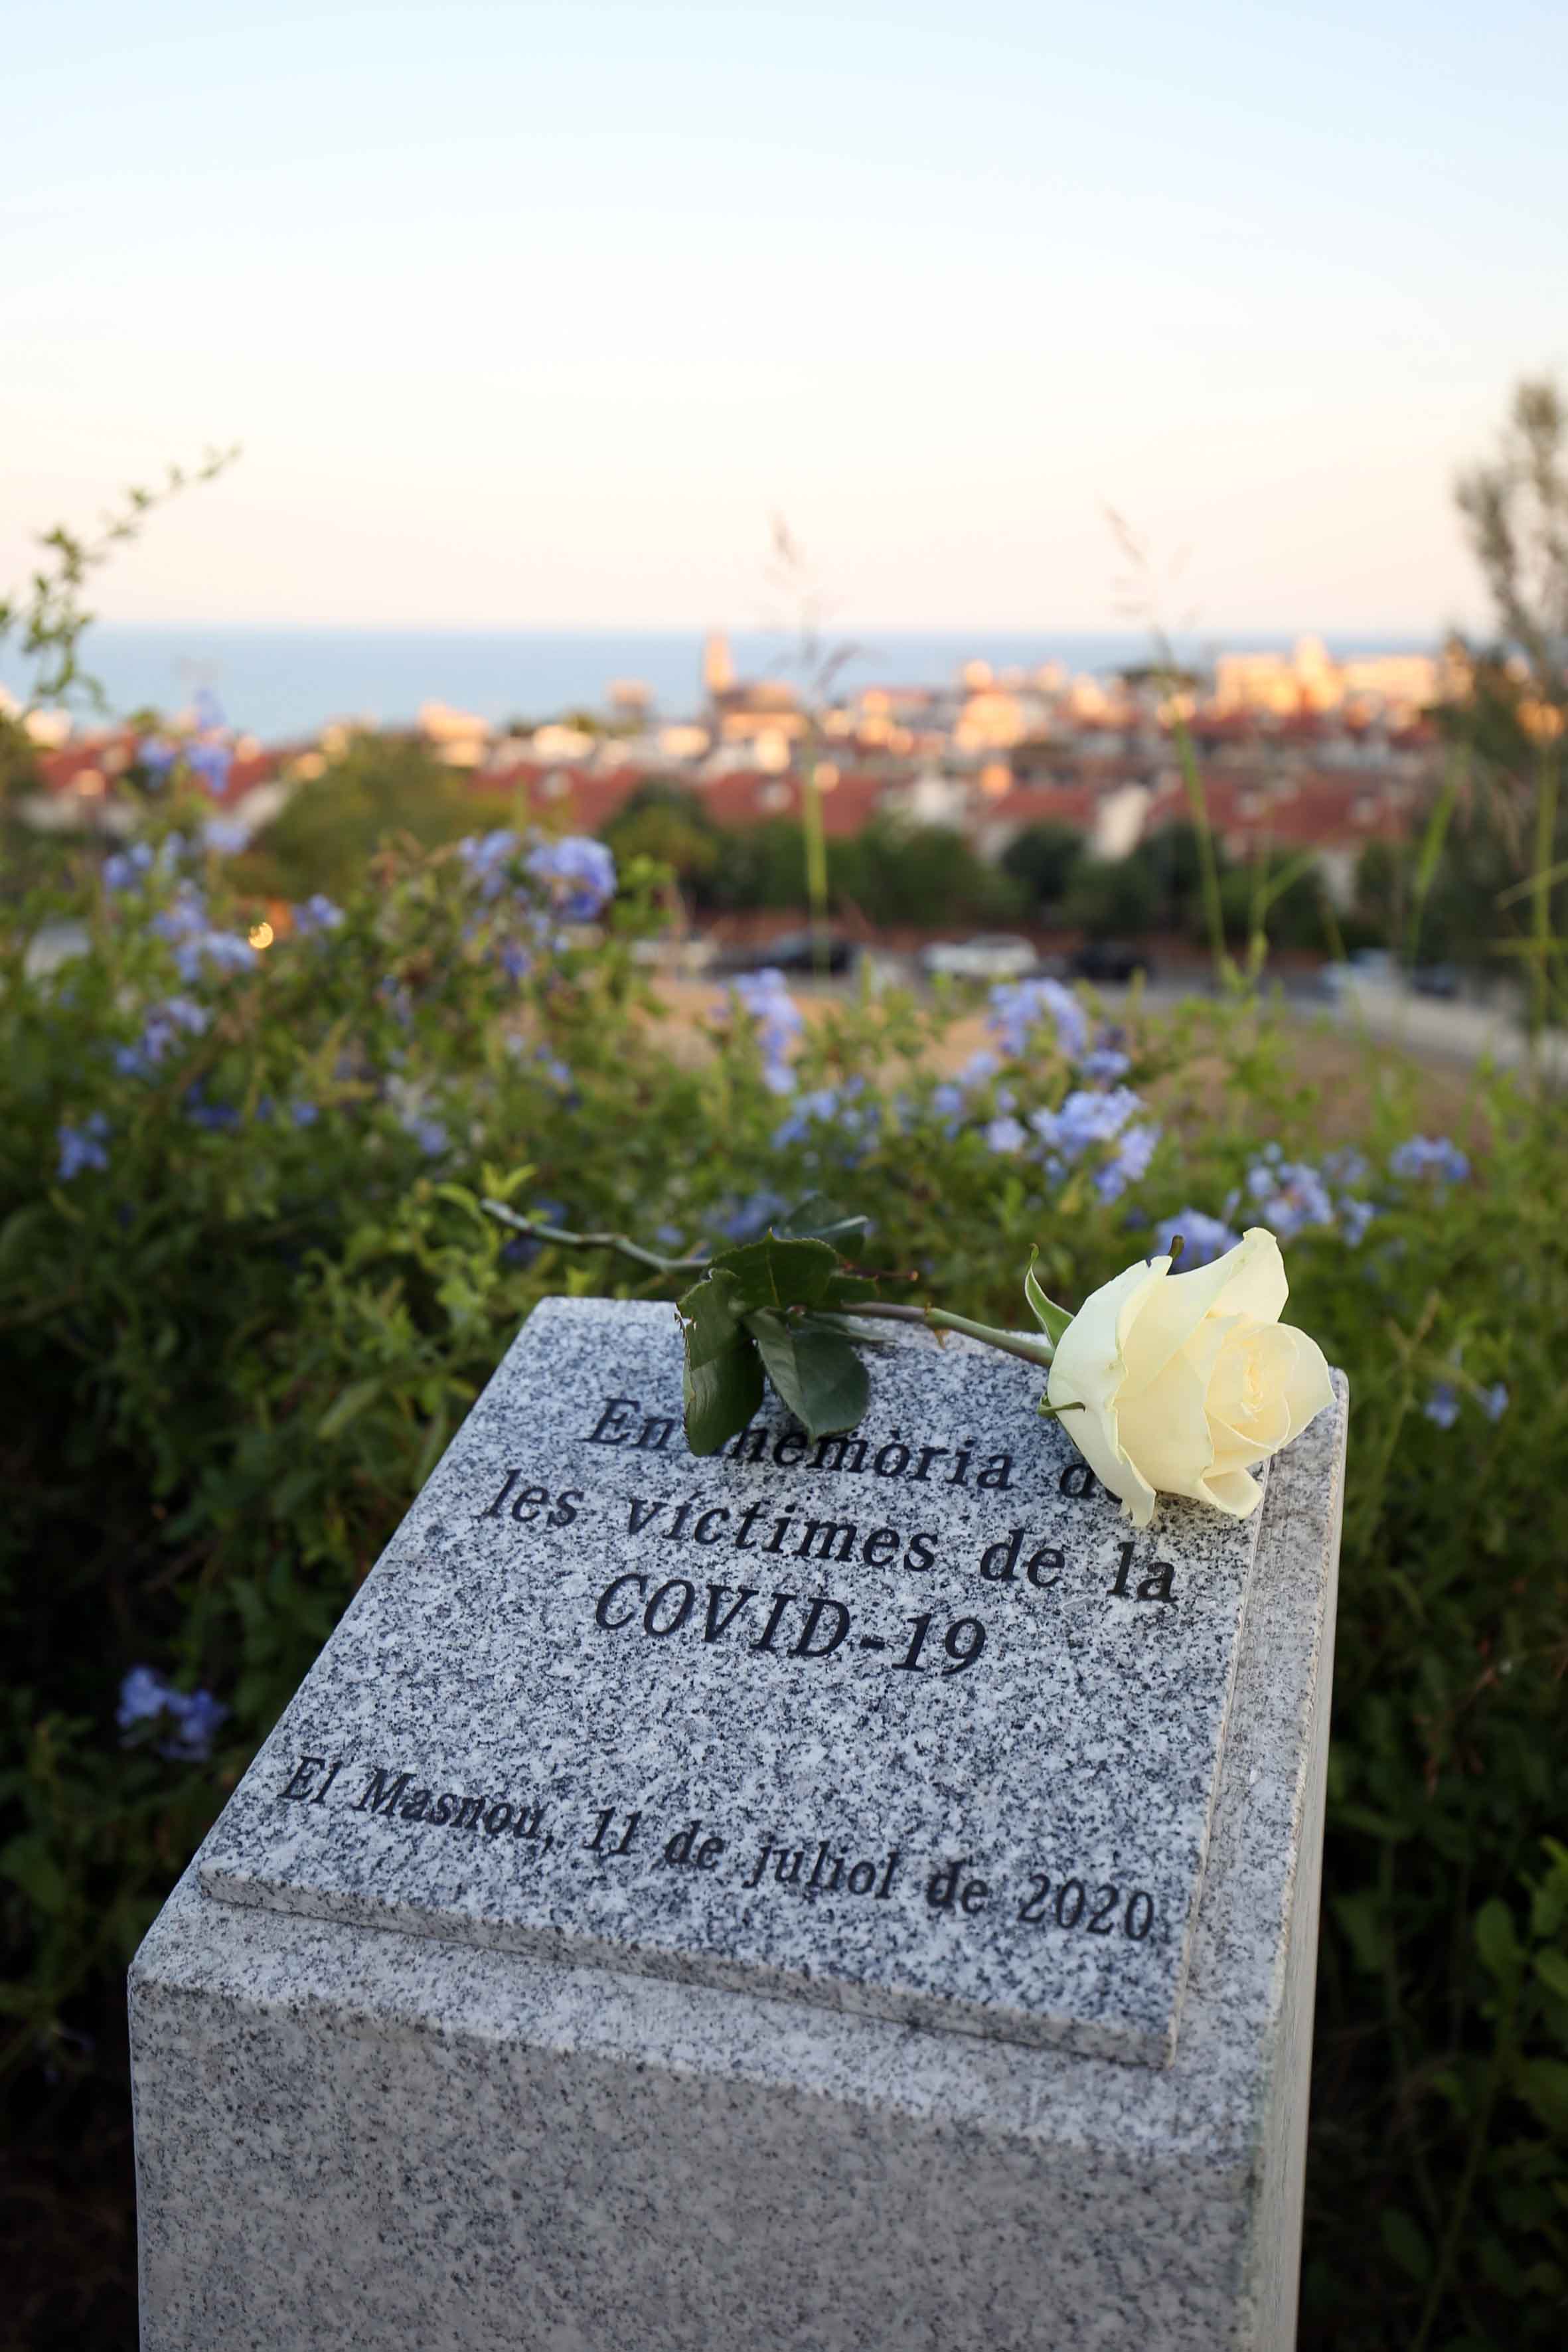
[748,1309,870,1443]
[706,1233,843,1315]
[1024,1247,1073,1349]
[677,1268,765,1454]
[823,1270,882,1308]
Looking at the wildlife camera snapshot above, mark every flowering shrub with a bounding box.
[2,817,1565,2347]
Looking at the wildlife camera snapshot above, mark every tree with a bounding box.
[601,783,720,892]
[1063,855,1160,939]
[834,821,1023,927]
[999,822,1085,911]
[244,734,489,902]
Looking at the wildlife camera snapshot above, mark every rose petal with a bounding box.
[1206,1323,1296,1453]
[1277,1325,1334,1441]
[1200,1466,1265,1517]
[1114,1229,1287,1401]
[1115,1344,1219,1502]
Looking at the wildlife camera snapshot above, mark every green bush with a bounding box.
[241,732,512,902]
[1000,819,1085,913]
[2,821,1565,2348]
[638,809,1025,927]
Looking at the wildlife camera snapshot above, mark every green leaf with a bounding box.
[317,1377,382,1441]
[706,1234,842,1314]
[1330,1889,1387,1976]
[677,1269,765,1454]
[0,1834,70,1916]
[772,1195,869,1258]
[1534,1950,1568,2003]
[1024,1247,1073,1348]
[749,1310,870,1443]
[1518,2059,1568,2134]
[1332,1802,1413,1844]
[1474,1897,1522,1985]
[1379,2209,1433,2284]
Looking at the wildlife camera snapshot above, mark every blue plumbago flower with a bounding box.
[716,1188,791,1241]
[526,835,617,921]
[988,977,1089,1062]
[57,1113,110,1180]
[771,1081,881,1152]
[114,995,209,1077]
[202,815,249,856]
[984,1114,1029,1154]
[1322,1146,1372,1188]
[293,892,345,937]
[1093,1121,1160,1202]
[289,1099,321,1127]
[117,1665,228,1762]
[1478,1381,1510,1422]
[930,1081,965,1125]
[184,1085,240,1132]
[151,885,255,983]
[1030,1085,1138,1157]
[1081,1046,1133,1083]
[189,931,254,980]
[104,841,157,891]
[534,1050,573,1089]
[1389,1135,1470,1185]
[1244,1157,1336,1241]
[1423,1383,1460,1430]
[724,968,805,1096]
[376,974,415,1025]
[499,939,533,983]
[1024,1087,1159,1204]
[404,1113,449,1158]
[191,686,226,732]
[185,742,233,797]
[459,828,520,901]
[1152,1208,1242,1267]
[137,736,180,781]
[959,1050,1000,1087]
[1339,1198,1379,1247]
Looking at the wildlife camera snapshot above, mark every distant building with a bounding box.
[702,631,735,699]
[1214,637,1439,723]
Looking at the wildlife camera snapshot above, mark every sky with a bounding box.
[3,0,1565,636]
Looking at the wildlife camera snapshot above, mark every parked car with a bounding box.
[1318,949,1423,1001]
[1411,961,1462,1000]
[710,931,859,978]
[1067,940,1155,984]
[917,934,1040,983]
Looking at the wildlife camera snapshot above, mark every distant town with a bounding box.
[11,631,1459,918]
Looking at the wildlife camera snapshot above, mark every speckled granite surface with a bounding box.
[131,1348,1346,2351]
[195,1298,1270,2067]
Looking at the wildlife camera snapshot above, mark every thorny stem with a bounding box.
[845,1300,1058,1370]
[481,1203,1069,1373]
[481,1199,710,1277]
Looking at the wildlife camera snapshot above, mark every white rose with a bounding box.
[1044,1227,1332,1526]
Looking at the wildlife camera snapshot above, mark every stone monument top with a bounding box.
[198,1294,1274,2067]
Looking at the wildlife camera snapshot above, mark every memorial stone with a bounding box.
[131,1294,1347,2351]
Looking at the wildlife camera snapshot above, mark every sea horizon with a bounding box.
[2,621,1443,745]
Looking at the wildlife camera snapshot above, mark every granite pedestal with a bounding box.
[131,1298,1346,2351]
